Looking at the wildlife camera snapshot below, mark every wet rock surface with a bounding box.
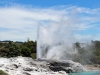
[0,57,85,75]
[36,58,85,73]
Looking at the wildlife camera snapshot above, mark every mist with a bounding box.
[37,10,95,64]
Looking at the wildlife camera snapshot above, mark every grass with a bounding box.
[0,70,8,75]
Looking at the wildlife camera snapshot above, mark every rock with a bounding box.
[23,67,33,71]
[58,71,67,74]
[23,72,31,75]
[0,64,4,67]
[0,57,85,75]
[36,58,85,73]
[13,64,18,68]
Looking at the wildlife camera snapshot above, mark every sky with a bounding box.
[0,0,100,42]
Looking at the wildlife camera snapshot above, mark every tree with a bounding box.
[0,48,8,57]
[91,41,100,64]
[21,46,31,57]
[23,39,36,53]
[7,43,21,57]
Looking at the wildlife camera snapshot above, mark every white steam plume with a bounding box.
[37,9,95,62]
[37,14,78,59]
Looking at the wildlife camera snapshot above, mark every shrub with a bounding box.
[0,70,8,75]
[21,46,31,57]
[31,53,36,59]
[7,43,21,57]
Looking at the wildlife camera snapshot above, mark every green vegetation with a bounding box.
[74,40,100,64]
[0,70,8,75]
[0,39,36,59]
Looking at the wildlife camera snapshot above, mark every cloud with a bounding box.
[74,34,100,42]
[74,34,93,42]
[0,6,66,41]
[0,5,100,41]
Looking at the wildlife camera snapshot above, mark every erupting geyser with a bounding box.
[37,19,78,59]
[36,22,86,73]
[36,17,88,74]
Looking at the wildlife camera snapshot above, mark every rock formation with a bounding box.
[0,57,85,75]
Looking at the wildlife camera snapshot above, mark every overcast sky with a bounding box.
[0,0,100,42]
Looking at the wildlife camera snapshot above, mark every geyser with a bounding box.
[37,19,78,59]
[36,16,94,65]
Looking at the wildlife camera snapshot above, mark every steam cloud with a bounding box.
[37,10,94,64]
[37,14,78,59]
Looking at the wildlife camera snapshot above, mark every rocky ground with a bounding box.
[84,65,100,71]
[0,57,85,75]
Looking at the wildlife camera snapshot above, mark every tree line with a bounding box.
[0,39,36,59]
[0,39,100,64]
[74,40,100,64]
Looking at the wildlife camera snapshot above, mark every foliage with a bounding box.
[21,46,31,57]
[23,39,36,53]
[0,39,36,58]
[0,48,8,57]
[0,39,100,65]
[74,42,95,64]
[7,43,21,57]
[91,40,100,64]
[0,70,8,75]
[30,53,36,59]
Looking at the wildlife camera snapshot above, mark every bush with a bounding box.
[7,43,21,57]
[0,48,8,57]
[21,46,31,57]
[31,53,36,59]
[0,70,8,75]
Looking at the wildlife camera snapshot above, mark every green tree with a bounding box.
[0,48,8,57]
[91,41,100,64]
[21,46,31,57]
[7,43,21,57]
[23,39,36,53]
